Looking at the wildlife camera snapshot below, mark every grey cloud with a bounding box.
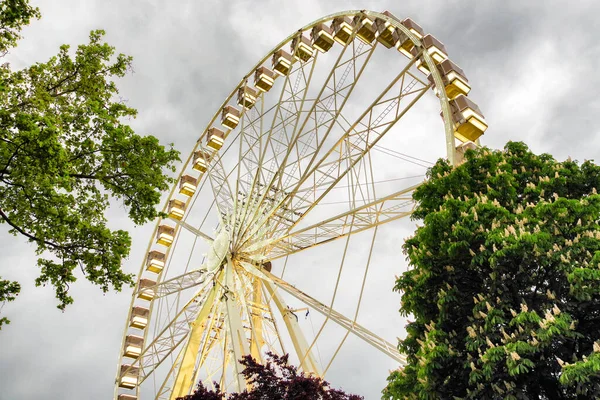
[1,1,599,399]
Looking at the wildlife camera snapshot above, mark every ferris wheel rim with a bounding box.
[114,9,485,400]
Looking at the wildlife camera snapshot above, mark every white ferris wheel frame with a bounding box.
[114,9,485,400]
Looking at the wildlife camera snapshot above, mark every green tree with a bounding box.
[0,0,180,328]
[383,142,600,399]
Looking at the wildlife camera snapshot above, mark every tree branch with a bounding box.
[0,139,26,177]
[70,172,129,180]
[46,64,80,93]
[0,207,70,250]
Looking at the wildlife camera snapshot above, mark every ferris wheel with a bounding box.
[114,9,487,400]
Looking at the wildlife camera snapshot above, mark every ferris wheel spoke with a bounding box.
[233,58,319,246]
[258,40,363,190]
[238,39,377,245]
[250,275,288,359]
[223,259,251,391]
[246,264,406,365]
[258,66,313,185]
[262,279,323,375]
[241,56,425,244]
[232,267,267,363]
[234,98,265,201]
[204,150,235,222]
[266,61,429,239]
[138,269,209,299]
[169,278,223,399]
[169,218,214,242]
[270,40,375,194]
[195,305,227,377]
[155,345,184,400]
[239,59,316,192]
[260,183,419,260]
[123,278,220,386]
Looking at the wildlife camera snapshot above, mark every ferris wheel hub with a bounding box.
[205,228,231,272]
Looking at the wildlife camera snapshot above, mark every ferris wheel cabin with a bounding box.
[192,149,211,173]
[221,105,241,129]
[237,86,258,109]
[179,174,199,198]
[167,199,187,220]
[427,59,471,100]
[291,34,315,62]
[118,365,139,389]
[272,49,292,76]
[206,127,226,151]
[412,34,448,74]
[123,335,144,359]
[137,278,157,301]
[311,24,335,53]
[146,250,166,274]
[353,15,376,44]
[331,16,354,45]
[374,11,401,49]
[156,225,175,247]
[397,18,424,58]
[449,94,488,142]
[129,306,149,330]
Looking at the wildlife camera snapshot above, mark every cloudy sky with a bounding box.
[1,1,599,399]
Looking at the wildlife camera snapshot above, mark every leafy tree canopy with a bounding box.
[384,142,600,399]
[180,353,363,400]
[0,0,180,327]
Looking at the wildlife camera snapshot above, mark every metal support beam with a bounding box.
[244,183,420,260]
[169,277,221,400]
[262,279,323,376]
[243,263,406,365]
[223,258,251,391]
[141,269,207,299]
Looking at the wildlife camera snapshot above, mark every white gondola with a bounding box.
[118,365,139,389]
[221,105,241,129]
[123,335,144,359]
[331,16,354,45]
[375,11,400,49]
[156,225,175,247]
[254,66,276,93]
[129,306,149,330]
[137,278,156,301]
[179,175,199,198]
[168,199,186,220]
[311,24,334,53]
[291,34,314,62]
[353,15,376,44]
[449,94,488,142]
[414,34,448,74]
[401,17,424,38]
[455,141,477,164]
[272,49,292,76]
[193,149,211,172]
[398,18,424,58]
[146,250,165,274]
[427,58,471,100]
[237,86,258,109]
[207,127,225,150]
